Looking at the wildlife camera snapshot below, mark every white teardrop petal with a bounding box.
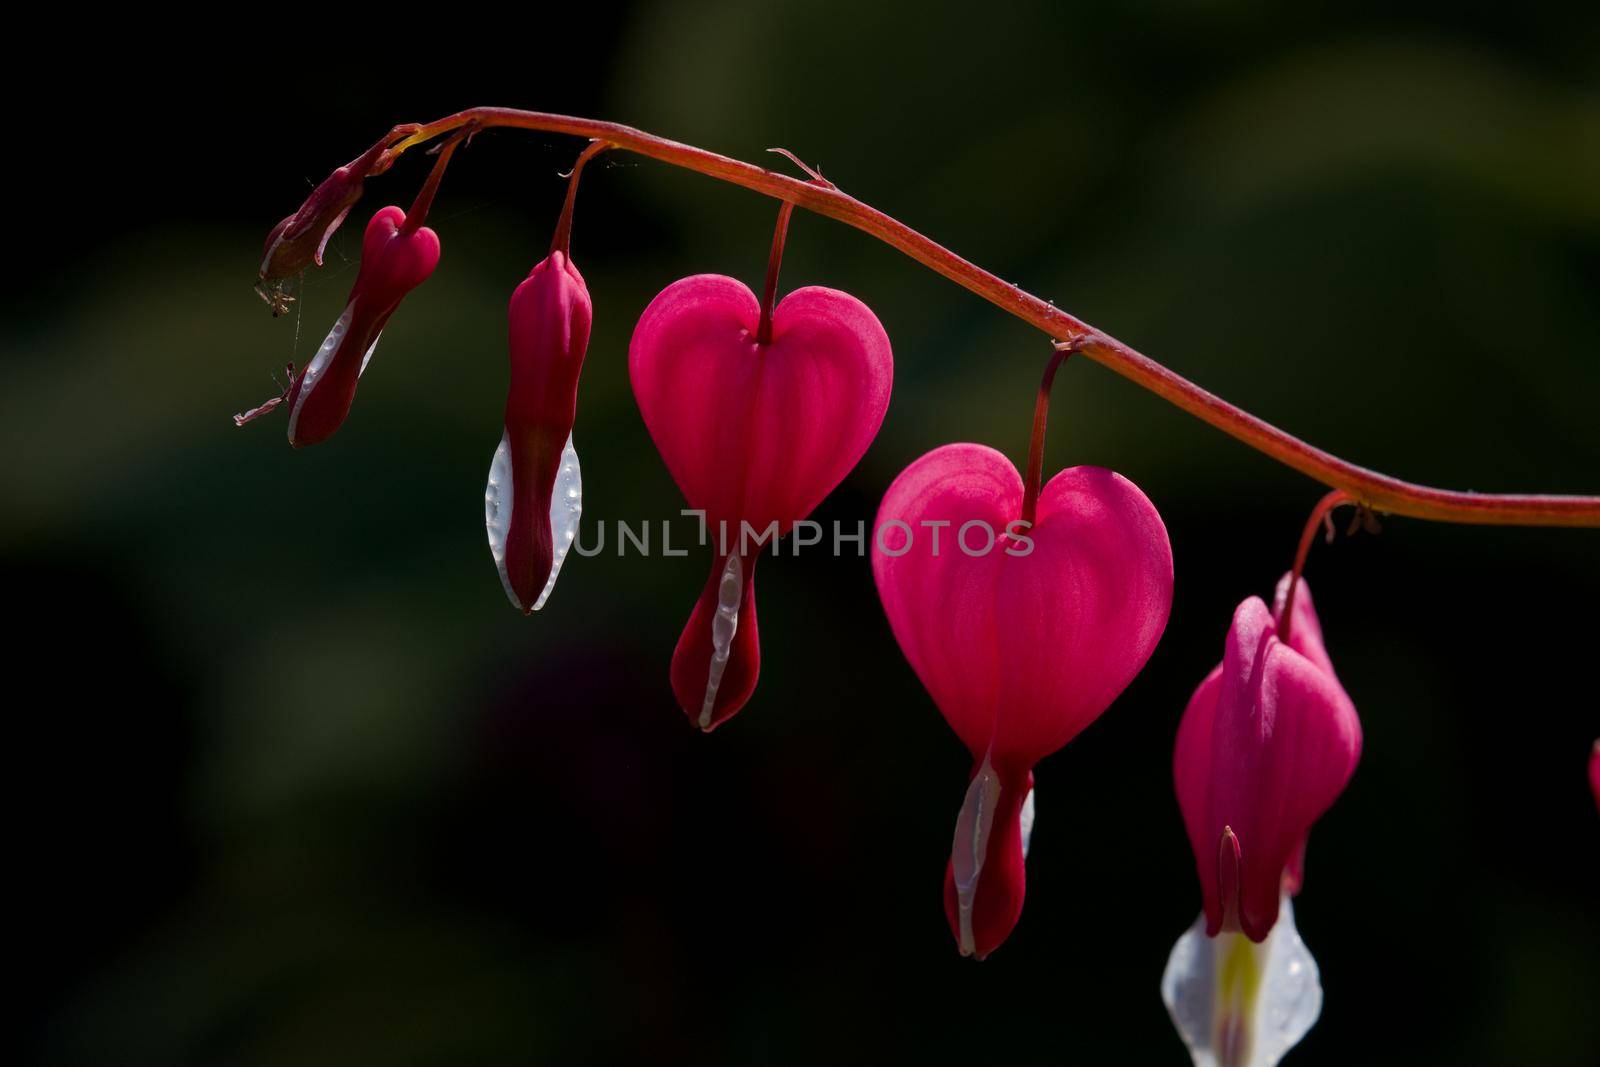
[1254,897,1322,1065]
[1019,787,1036,860]
[484,432,584,614]
[358,334,381,376]
[1161,893,1322,1067]
[484,431,521,610]
[286,302,354,442]
[533,434,582,611]
[697,552,743,728]
[950,757,1003,957]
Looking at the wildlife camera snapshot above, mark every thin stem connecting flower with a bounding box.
[1020,341,1075,528]
[1278,490,1355,643]
[757,201,796,346]
[551,140,610,257]
[351,107,1600,527]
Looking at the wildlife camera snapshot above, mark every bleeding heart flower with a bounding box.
[483,142,605,615]
[1173,574,1361,941]
[277,133,473,449]
[630,273,893,730]
[484,250,592,613]
[1162,573,1361,1067]
[871,442,1173,958]
[283,204,441,448]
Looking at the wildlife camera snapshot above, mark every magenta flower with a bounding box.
[483,140,605,613]
[630,275,892,730]
[283,205,441,448]
[1163,573,1361,1067]
[484,250,592,613]
[275,133,465,448]
[872,443,1173,958]
[1173,574,1362,941]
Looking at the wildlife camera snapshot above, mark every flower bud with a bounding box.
[484,251,594,612]
[284,205,440,447]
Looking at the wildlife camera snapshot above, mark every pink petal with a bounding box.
[873,443,1173,955]
[630,274,892,727]
[1175,583,1362,941]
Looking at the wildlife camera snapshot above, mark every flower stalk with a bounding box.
[1278,489,1353,643]
[1020,341,1074,528]
[328,106,1600,528]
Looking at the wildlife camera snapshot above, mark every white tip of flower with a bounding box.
[484,432,583,614]
[1161,894,1322,1067]
[950,757,1003,958]
[698,552,744,729]
[358,334,381,376]
[484,431,520,609]
[535,434,582,611]
[1019,786,1036,861]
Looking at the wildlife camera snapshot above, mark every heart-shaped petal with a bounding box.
[873,442,1173,955]
[630,274,892,729]
[872,443,1173,767]
[630,275,893,531]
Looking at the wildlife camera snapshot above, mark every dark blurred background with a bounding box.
[7,2,1599,1064]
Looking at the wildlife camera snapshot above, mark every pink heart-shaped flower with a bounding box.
[1173,575,1362,942]
[630,274,893,729]
[872,442,1173,957]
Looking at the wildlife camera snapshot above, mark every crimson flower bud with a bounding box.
[484,251,594,613]
[284,205,441,447]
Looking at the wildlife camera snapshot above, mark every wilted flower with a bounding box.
[258,125,417,296]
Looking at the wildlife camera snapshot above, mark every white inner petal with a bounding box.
[698,553,743,729]
[1161,893,1323,1067]
[483,431,583,613]
[1019,787,1036,861]
[950,756,1002,957]
[484,431,519,609]
[287,302,353,442]
[535,434,582,611]
[358,334,381,376]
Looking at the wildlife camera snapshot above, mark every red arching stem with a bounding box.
[757,201,795,346]
[1021,344,1073,527]
[550,140,610,257]
[1279,489,1354,642]
[399,128,470,236]
[311,108,1598,527]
